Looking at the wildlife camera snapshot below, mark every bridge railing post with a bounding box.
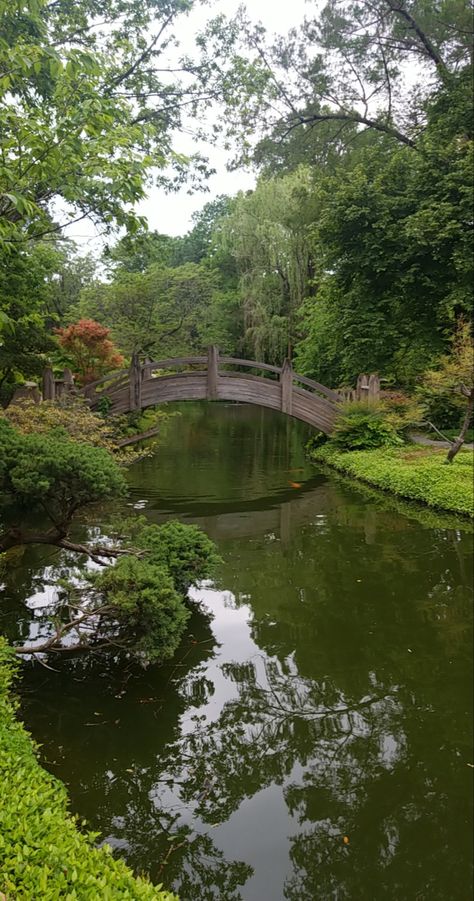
[280,358,293,415]
[42,366,55,401]
[129,352,142,410]
[207,345,219,400]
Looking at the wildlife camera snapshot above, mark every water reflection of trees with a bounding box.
[11,412,473,901]
[154,646,471,901]
[19,605,253,901]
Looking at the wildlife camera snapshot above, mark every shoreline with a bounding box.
[309,444,474,519]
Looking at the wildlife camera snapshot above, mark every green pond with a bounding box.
[8,403,473,900]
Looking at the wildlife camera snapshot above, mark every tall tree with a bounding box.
[220,168,316,363]
[204,0,473,167]
[0,0,219,249]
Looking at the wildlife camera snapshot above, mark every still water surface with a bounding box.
[16,403,473,900]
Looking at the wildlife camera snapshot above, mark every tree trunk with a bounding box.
[445,393,473,463]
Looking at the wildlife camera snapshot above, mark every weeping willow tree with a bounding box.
[221,167,316,363]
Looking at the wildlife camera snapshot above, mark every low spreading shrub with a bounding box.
[1,398,162,464]
[310,444,474,517]
[331,396,425,451]
[0,639,177,899]
[331,401,402,450]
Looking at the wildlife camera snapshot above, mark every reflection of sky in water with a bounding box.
[12,405,473,901]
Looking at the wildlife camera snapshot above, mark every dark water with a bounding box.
[12,403,473,900]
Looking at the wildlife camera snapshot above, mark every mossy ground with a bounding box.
[310,444,474,517]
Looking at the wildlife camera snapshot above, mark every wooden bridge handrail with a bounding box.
[79,368,128,394]
[143,356,207,373]
[219,356,282,375]
[291,373,341,402]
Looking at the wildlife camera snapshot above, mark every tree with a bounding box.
[0,420,219,659]
[294,69,473,387]
[76,261,235,358]
[55,318,124,384]
[423,319,474,462]
[206,0,473,167]
[0,0,222,250]
[220,168,316,362]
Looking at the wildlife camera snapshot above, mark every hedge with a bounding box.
[310,444,474,517]
[0,639,178,900]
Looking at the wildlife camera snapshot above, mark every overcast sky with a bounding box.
[72,0,308,248]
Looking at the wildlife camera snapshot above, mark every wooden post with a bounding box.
[63,368,74,394]
[368,373,380,403]
[42,366,55,401]
[280,358,293,415]
[356,374,369,402]
[143,357,152,380]
[207,345,219,400]
[129,352,142,411]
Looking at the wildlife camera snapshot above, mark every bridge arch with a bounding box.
[82,348,341,434]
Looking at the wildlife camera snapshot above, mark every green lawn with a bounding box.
[311,444,474,517]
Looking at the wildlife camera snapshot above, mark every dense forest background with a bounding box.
[1,0,472,414]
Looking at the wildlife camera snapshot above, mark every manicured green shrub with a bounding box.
[331,401,402,450]
[0,639,177,900]
[123,518,222,594]
[310,444,474,517]
[88,556,190,663]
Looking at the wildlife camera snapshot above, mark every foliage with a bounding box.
[310,444,474,517]
[305,431,329,453]
[1,397,159,464]
[422,319,474,402]
[122,518,222,594]
[76,257,239,358]
[0,0,221,251]
[381,392,426,436]
[85,556,190,663]
[294,70,473,386]
[10,518,219,661]
[55,318,124,384]
[208,0,473,166]
[331,401,404,451]
[0,638,177,899]
[421,319,474,460]
[0,418,126,530]
[220,168,315,362]
[0,418,219,662]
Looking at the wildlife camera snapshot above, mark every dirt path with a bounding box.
[410,433,474,450]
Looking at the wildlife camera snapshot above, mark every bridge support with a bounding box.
[207,345,219,400]
[280,358,293,415]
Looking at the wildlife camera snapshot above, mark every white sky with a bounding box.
[72,0,309,248]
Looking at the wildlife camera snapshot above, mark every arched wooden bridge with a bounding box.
[79,347,342,433]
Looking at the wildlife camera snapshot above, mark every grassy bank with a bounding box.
[310,444,474,517]
[0,639,177,900]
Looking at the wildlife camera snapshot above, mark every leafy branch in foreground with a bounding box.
[0,421,219,661]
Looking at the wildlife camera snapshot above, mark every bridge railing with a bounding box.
[38,352,379,425]
[75,346,344,413]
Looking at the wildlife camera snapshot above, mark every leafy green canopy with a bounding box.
[0,0,217,249]
[204,0,473,166]
[294,70,473,386]
[84,521,220,661]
